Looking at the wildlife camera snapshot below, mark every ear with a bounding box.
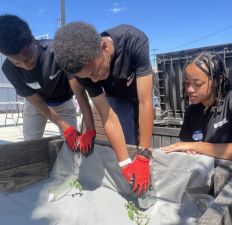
[102,41,109,51]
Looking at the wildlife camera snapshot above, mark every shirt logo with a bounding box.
[26,82,41,89]
[49,71,60,80]
[126,72,135,87]
[213,118,228,128]
[192,130,203,141]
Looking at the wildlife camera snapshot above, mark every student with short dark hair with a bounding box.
[0,15,95,156]
[53,22,154,195]
[162,52,232,160]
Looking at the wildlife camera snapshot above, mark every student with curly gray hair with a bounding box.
[53,22,154,196]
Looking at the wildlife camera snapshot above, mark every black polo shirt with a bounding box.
[76,24,153,102]
[180,90,232,143]
[2,39,73,103]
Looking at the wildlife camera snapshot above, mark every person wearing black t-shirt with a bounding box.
[0,15,96,156]
[162,52,232,160]
[53,22,154,196]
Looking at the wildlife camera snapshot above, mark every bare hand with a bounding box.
[161,142,198,155]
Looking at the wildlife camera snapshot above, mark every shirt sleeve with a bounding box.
[2,61,35,97]
[132,32,153,77]
[75,77,103,97]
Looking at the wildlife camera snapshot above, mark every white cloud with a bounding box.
[37,9,46,14]
[105,3,127,14]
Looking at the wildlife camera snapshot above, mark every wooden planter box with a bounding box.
[0,137,231,225]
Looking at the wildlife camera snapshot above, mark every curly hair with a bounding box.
[184,51,231,112]
[0,14,33,55]
[53,22,102,75]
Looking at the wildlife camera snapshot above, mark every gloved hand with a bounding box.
[63,126,80,151]
[121,155,151,196]
[79,130,96,157]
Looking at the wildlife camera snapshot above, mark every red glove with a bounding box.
[63,126,80,151]
[79,130,96,157]
[121,155,150,196]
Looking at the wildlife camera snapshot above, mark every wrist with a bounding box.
[137,146,152,159]
[119,158,132,168]
[64,126,74,133]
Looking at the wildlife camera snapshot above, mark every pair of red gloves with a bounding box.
[121,148,152,196]
[64,127,151,196]
[63,126,96,157]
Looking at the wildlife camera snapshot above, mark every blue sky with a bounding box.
[1,0,232,62]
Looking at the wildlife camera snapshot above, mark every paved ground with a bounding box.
[0,113,60,144]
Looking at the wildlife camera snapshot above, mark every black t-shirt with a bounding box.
[76,24,153,102]
[2,39,73,103]
[180,90,232,143]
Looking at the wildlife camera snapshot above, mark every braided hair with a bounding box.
[183,51,231,113]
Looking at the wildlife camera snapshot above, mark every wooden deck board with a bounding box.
[0,160,49,192]
[0,136,59,171]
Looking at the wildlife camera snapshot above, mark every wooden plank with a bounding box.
[197,177,232,225]
[95,127,106,135]
[153,135,161,148]
[171,137,180,144]
[91,106,99,114]
[0,160,49,192]
[161,136,171,147]
[93,116,102,122]
[49,139,65,171]
[153,126,180,137]
[0,136,59,171]
[94,120,104,128]
[96,134,108,141]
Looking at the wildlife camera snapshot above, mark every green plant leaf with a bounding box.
[128,210,134,220]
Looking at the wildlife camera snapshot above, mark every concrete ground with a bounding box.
[0,112,60,144]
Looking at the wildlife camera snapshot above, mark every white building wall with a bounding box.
[0,53,18,111]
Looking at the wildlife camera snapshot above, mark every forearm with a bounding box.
[69,78,95,131]
[103,108,129,161]
[197,142,232,160]
[136,74,153,149]
[138,101,154,149]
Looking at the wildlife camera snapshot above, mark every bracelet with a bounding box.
[119,158,132,167]
[137,146,152,159]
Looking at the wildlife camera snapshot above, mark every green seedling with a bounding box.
[48,177,83,203]
[125,201,149,225]
[69,178,83,197]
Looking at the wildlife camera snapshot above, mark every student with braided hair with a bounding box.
[162,51,232,160]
